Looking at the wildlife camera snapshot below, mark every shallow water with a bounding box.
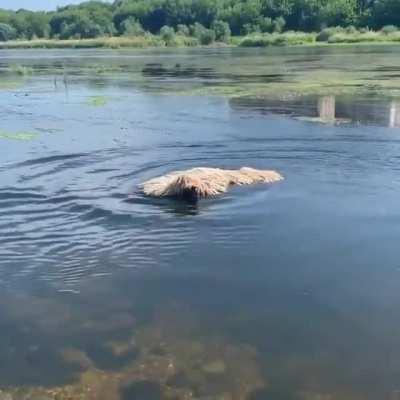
[1,46,400,399]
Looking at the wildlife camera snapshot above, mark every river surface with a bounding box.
[1,46,400,400]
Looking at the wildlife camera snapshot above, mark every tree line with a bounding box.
[0,0,399,42]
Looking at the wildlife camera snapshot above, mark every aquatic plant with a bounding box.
[87,96,108,107]
[0,80,23,90]
[0,130,38,141]
[9,64,33,76]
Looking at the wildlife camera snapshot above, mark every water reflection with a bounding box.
[318,95,336,123]
[231,94,400,127]
[389,101,400,128]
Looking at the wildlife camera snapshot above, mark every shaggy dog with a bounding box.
[141,167,283,202]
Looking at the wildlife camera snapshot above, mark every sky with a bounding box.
[1,0,111,11]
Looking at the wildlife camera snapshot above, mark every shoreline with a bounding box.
[1,32,400,50]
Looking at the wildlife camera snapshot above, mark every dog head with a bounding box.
[175,175,206,202]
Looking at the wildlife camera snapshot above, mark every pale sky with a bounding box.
[1,0,111,11]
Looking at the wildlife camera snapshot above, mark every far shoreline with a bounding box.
[2,31,400,50]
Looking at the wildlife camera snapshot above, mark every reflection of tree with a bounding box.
[318,95,335,122]
[389,101,400,128]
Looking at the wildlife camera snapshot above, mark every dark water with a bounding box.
[1,47,400,400]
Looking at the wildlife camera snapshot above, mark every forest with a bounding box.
[0,0,399,43]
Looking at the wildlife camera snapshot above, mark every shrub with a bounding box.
[199,29,215,45]
[242,23,261,35]
[121,17,145,36]
[176,24,190,36]
[211,20,231,42]
[381,25,398,34]
[257,17,273,33]
[190,23,215,45]
[190,22,205,38]
[59,18,103,39]
[316,26,343,42]
[0,23,16,41]
[160,25,175,43]
[345,25,358,34]
[240,32,315,47]
[273,16,286,33]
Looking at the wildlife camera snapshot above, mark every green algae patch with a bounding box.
[87,95,109,107]
[0,130,39,141]
[9,64,34,76]
[0,79,24,90]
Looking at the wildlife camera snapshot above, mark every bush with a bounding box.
[199,29,215,45]
[345,25,358,34]
[190,22,205,38]
[121,17,145,36]
[176,24,190,36]
[257,17,274,33]
[316,26,343,42]
[0,23,16,41]
[160,25,175,42]
[273,16,286,33]
[190,23,215,45]
[211,20,231,42]
[381,25,398,34]
[240,32,315,47]
[59,18,103,39]
[242,23,261,35]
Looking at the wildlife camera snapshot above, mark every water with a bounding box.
[1,46,400,400]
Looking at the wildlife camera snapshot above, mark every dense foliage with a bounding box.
[0,0,399,42]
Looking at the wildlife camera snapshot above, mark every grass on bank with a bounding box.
[240,32,316,47]
[239,27,400,47]
[2,26,400,49]
[0,34,200,49]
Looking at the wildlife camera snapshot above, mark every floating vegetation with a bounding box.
[9,64,34,76]
[0,80,24,90]
[0,130,38,141]
[87,96,108,107]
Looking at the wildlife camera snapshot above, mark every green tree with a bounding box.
[0,23,16,41]
[176,23,190,35]
[160,24,175,42]
[121,16,145,35]
[371,0,400,27]
[212,19,231,42]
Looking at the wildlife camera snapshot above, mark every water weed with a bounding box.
[0,130,38,141]
[87,96,108,107]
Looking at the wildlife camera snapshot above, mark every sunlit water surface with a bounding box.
[1,47,400,400]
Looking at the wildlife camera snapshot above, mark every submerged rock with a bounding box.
[2,305,266,400]
[0,391,13,400]
[201,360,226,375]
[120,381,162,400]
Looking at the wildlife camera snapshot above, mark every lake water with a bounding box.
[1,46,400,400]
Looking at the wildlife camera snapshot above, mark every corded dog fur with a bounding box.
[141,167,283,202]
